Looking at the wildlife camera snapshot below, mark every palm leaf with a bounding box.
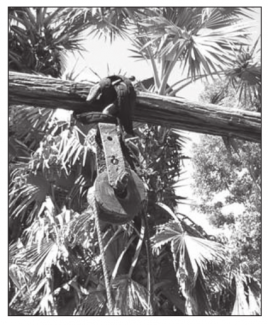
[9,105,55,150]
[24,240,58,277]
[139,8,252,80]
[232,275,260,315]
[9,172,49,220]
[9,8,86,76]
[155,202,182,223]
[9,242,31,289]
[21,208,71,278]
[182,23,251,78]
[75,288,107,315]
[56,127,94,168]
[200,8,254,30]
[173,234,225,281]
[84,8,149,42]
[9,136,31,160]
[112,275,149,315]
[153,221,184,250]
[224,37,261,105]
[68,207,96,249]
[103,226,134,276]
[153,221,224,287]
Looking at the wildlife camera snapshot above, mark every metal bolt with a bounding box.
[111,156,119,165]
[115,172,129,191]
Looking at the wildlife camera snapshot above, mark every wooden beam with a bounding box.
[9,72,261,142]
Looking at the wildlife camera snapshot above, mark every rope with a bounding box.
[141,203,154,315]
[93,197,113,315]
[92,130,114,314]
[91,123,145,315]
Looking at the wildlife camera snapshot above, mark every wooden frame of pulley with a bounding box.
[94,169,147,224]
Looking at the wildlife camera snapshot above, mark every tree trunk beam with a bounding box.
[9,72,261,142]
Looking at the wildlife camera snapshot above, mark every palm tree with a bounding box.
[9,7,261,315]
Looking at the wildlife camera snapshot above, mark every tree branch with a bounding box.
[9,72,261,142]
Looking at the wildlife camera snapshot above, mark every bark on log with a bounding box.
[9,72,261,142]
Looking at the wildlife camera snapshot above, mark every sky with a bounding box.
[66,31,204,101]
[63,7,261,233]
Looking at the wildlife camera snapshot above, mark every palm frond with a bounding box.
[224,37,261,105]
[18,126,97,210]
[138,8,252,82]
[153,221,183,250]
[19,208,72,278]
[155,202,182,223]
[9,8,86,76]
[9,172,50,221]
[232,274,261,315]
[25,240,58,277]
[75,288,107,315]
[182,22,251,78]
[173,234,225,281]
[200,8,254,30]
[103,225,134,276]
[9,243,31,289]
[9,136,31,161]
[9,105,55,150]
[68,207,96,250]
[112,275,150,315]
[83,8,149,42]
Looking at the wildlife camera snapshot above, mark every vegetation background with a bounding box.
[7,6,262,317]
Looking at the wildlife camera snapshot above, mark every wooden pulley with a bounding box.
[94,170,147,224]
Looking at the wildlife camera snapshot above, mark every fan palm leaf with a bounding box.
[9,172,50,221]
[9,122,96,225]
[68,207,96,250]
[153,221,225,314]
[9,105,55,150]
[81,8,151,41]
[17,202,72,278]
[75,288,107,315]
[9,241,31,289]
[112,275,149,315]
[224,37,261,105]
[9,136,31,161]
[9,8,86,76]
[174,234,225,281]
[232,273,261,315]
[130,8,253,94]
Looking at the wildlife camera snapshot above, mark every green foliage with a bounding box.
[192,135,260,206]
[224,37,261,107]
[9,8,85,77]
[227,209,261,280]
[191,79,261,292]
[129,8,254,95]
[153,221,225,315]
[199,38,261,109]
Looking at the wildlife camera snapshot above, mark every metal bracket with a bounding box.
[98,123,129,190]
